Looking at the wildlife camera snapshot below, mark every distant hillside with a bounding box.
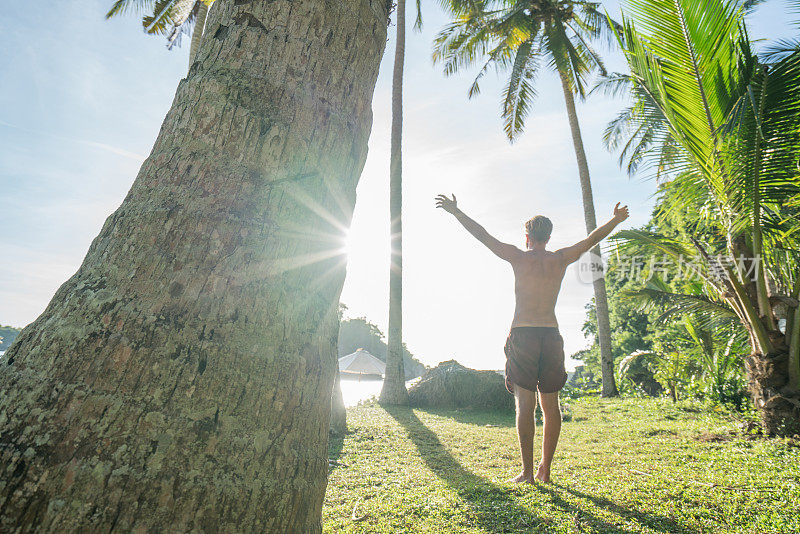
[338,316,427,379]
[0,326,21,352]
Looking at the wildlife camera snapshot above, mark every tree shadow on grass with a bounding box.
[548,483,694,534]
[328,432,345,463]
[386,406,663,534]
[414,407,516,428]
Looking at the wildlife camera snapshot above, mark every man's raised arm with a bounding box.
[558,203,630,265]
[435,194,520,262]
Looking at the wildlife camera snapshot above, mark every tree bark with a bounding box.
[380,0,409,405]
[557,70,618,398]
[0,1,388,532]
[745,346,800,436]
[788,279,800,391]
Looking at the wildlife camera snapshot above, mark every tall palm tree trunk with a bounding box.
[0,1,388,532]
[557,70,618,397]
[188,1,210,67]
[380,0,409,405]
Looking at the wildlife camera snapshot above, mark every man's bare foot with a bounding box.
[534,463,550,483]
[508,471,534,484]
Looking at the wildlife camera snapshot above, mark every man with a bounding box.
[435,194,629,483]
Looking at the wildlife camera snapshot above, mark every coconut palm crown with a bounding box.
[433,0,619,140]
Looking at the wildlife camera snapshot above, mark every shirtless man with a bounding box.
[435,194,629,483]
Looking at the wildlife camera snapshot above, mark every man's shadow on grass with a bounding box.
[547,483,694,534]
[385,406,556,532]
[386,406,691,534]
[539,483,694,534]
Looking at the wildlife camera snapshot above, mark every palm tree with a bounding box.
[611,0,800,434]
[433,0,621,396]
[380,0,423,405]
[380,0,410,405]
[0,1,390,530]
[106,0,214,67]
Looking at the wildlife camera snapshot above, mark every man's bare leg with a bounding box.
[536,391,561,483]
[510,385,537,483]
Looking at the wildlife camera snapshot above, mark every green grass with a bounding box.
[323,398,800,533]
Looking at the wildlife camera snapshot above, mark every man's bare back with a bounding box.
[509,249,568,328]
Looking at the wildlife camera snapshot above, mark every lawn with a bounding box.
[323,398,800,533]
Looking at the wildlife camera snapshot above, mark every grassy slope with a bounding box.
[323,398,800,533]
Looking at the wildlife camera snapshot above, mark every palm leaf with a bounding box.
[624,278,738,329]
[502,38,539,140]
[618,0,752,187]
[106,0,156,19]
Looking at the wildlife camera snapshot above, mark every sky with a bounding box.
[0,1,795,370]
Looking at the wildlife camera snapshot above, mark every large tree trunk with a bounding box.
[0,1,388,532]
[557,70,618,398]
[380,0,409,405]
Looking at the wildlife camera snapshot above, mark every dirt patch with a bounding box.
[695,432,733,443]
[643,428,678,437]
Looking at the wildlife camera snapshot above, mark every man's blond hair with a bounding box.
[525,215,552,242]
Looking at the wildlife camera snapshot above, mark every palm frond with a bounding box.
[414,0,424,31]
[468,42,514,98]
[614,229,695,261]
[624,279,738,329]
[619,0,751,179]
[576,3,622,47]
[590,71,631,98]
[106,0,156,19]
[502,39,539,140]
[762,39,800,64]
[165,0,200,49]
[742,0,769,13]
[142,0,185,36]
[722,50,800,265]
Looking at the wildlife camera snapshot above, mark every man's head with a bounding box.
[525,215,552,248]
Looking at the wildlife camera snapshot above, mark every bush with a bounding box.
[408,360,514,411]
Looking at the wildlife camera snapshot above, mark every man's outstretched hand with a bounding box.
[435,194,459,214]
[613,202,629,222]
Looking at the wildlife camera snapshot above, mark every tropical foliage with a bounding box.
[595,0,800,434]
[575,197,748,408]
[0,325,21,352]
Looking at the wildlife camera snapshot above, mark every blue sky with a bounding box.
[0,0,795,370]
